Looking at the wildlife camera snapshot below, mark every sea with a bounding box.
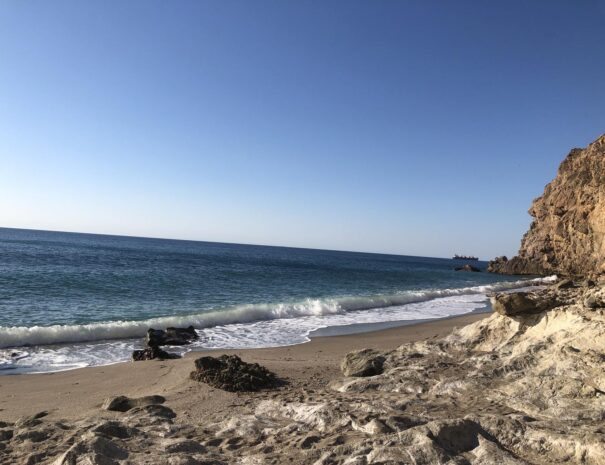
[0,228,554,374]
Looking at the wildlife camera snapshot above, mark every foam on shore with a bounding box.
[0,276,555,349]
[0,276,555,374]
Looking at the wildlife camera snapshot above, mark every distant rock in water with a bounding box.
[190,354,281,392]
[454,264,481,272]
[489,134,605,277]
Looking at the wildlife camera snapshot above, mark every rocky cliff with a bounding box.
[489,134,605,277]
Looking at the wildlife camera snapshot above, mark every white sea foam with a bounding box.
[0,276,555,350]
[0,276,556,373]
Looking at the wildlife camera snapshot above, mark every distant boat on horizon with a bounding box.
[452,254,479,261]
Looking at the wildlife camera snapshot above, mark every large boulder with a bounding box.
[189,355,280,392]
[490,291,562,316]
[341,348,385,377]
[488,134,605,277]
[491,292,538,316]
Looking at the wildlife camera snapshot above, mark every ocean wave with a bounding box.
[0,275,556,349]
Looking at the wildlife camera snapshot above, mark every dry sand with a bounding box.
[0,313,486,423]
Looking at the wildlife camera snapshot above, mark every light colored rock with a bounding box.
[53,432,128,465]
[340,348,385,377]
[584,286,605,308]
[491,292,539,316]
[14,411,48,428]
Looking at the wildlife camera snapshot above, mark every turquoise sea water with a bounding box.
[0,228,549,373]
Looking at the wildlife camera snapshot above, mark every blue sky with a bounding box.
[1,1,604,259]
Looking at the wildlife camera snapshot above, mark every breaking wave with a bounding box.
[0,275,555,349]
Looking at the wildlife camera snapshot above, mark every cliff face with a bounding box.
[489,134,605,276]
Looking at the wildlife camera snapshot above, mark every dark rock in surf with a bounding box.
[145,326,198,347]
[455,264,481,272]
[190,355,281,392]
[132,345,180,361]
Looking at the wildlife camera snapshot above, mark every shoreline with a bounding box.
[0,297,497,376]
[0,311,488,422]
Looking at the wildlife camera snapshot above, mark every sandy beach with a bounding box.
[0,313,486,423]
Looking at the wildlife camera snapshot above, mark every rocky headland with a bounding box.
[488,133,605,277]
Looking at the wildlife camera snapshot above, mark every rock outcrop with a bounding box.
[489,134,605,277]
[196,282,602,464]
[490,289,562,316]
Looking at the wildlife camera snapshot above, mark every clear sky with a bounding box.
[1,1,604,259]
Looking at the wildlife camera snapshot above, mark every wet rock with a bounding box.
[102,395,165,412]
[190,355,281,392]
[132,345,181,361]
[341,348,385,377]
[455,264,481,272]
[146,326,198,346]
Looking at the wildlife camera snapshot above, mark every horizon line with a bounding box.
[0,225,489,262]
